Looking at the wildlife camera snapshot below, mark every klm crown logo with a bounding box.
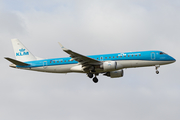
[19,48,25,52]
[16,48,29,56]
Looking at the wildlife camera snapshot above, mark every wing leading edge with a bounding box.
[58,42,102,71]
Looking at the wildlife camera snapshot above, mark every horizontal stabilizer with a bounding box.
[4,57,30,66]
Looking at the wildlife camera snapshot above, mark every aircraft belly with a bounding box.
[30,65,73,73]
[117,60,132,68]
[132,60,173,67]
[31,67,46,72]
[117,60,173,68]
[70,65,84,72]
[52,65,73,73]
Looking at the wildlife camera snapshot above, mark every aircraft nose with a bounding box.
[170,56,176,62]
[173,57,176,62]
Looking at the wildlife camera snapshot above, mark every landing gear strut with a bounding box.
[155,65,160,74]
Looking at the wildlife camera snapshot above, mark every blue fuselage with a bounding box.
[16,50,175,73]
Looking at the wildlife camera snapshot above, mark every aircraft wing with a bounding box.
[58,43,102,68]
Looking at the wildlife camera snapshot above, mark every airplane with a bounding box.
[5,39,176,83]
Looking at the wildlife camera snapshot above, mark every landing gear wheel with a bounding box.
[92,77,98,83]
[87,73,93,78]
[155,65,160,74]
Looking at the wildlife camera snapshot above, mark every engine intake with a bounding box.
[102,61,123,71]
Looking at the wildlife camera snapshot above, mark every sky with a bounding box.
[0,0,180,120]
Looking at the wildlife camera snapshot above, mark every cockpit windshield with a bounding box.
[160,52,167,55]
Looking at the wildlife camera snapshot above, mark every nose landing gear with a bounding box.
[156,70,159,74]
[155,65,160,74]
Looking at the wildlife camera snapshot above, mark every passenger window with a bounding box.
[105,57,107,59]
[53,61,55,63]
[109,57,111,58]
[68,60,70,62]
[128,55,130,57]
[57,61,59,63]
[135,55,137,56]
[97,58,98,59]
[64,60,66,62]
[117,56,118,58]
[139,54,141,56]
[132,55,133,57]
[61,60,62,62]
[113,56,115,58]
[124,55,126,57]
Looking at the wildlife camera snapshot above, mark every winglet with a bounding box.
[58,42,69,51]
[58,42,64,48]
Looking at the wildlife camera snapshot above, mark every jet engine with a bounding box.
[102,61,123,71]
[103,70,124,78]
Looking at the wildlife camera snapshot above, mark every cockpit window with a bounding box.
[160,52,167,55]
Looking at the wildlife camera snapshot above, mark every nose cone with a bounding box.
[169,56,176,62]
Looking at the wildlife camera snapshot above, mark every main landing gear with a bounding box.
[87,73,99,83]
[155,65,160,74]
[93,76,98,83]
[87,73,93,78]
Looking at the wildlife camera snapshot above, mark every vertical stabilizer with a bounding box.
[11,39,37,62]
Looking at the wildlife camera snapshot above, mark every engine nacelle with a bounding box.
[104,70,124,78]
[102,61,123,71]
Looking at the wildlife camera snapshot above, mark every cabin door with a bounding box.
[151,52,155,60]
[43,61,47,69]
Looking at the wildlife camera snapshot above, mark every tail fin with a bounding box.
[11,39,37,62]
